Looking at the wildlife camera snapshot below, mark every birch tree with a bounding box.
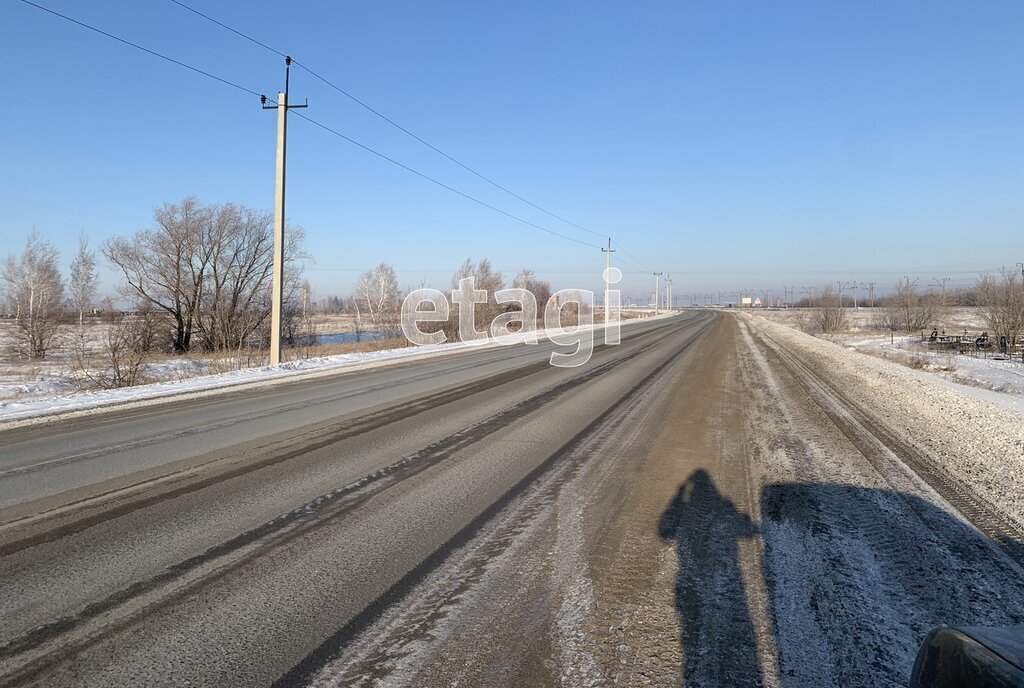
[355,263,401,336]
[2,231,65,359]
[69,233,98,327]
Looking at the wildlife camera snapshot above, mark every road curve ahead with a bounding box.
[0,313,715,686]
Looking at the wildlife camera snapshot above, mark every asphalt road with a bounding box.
[0,313,715,686]
[3,311,1024,687]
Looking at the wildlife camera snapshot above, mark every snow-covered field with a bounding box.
[747,307,1024,401]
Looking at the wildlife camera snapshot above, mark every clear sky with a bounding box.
[2,0,1022,304]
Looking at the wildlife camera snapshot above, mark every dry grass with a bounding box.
[284,337,408,360]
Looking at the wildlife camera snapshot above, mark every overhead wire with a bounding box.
[17,0,265,99]
[15,0,600,250]
[164,0,650,251]
[612,239,653,273]
[291,111,601,249]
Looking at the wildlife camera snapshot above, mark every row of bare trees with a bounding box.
[802,270,1024,344]
[103,196,306,353]
[2,196,307,376]
[347,258,554,339]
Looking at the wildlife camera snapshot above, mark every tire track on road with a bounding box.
[0,318,709,687]
[751,325,1024,570]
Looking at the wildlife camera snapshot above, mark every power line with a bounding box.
[292,111,601,249]
[294,59,608,240]
[612,239,652,272]
[165,0,616,244]
[17,0,264,98]
[167,0,287,58]
[17,0,600,250]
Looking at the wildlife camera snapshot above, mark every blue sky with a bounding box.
[2,0,1022,304]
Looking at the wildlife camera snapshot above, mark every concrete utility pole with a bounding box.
[602,238,615,326]
[664,275,672,311]
[653,272,663,314]
[836,280,852,308]
[865,281,876,308]
[931,276,950,307]
[262,56,308,366]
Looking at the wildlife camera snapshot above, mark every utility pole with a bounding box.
[931,276,950,308]
[653,272,663,314]
[602,238,615,326]
[836,280,851,308]
[263,56,308,366]
[856,282,867,309]
[866,282,876,308]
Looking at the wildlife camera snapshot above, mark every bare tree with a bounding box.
[2,231,65,359]
[74,311,154,389]
[446,257,505,339]
[104,196,211,353]
[512,268,552,318]
[977,269,1024,346]
[295,280,319,357]
[355,263,401,336]
[885,280,935,332]
[104,196,306,354]
[816,284,848,333]
[873,305,901,333]
[194,204,276,351]
[69,233,98,328]
[348,295,365,342]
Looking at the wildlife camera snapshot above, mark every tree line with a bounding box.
[2,196,307,366]
[802,270,1024,344]
[345,258,555,340]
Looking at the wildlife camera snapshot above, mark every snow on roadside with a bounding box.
[741,313,1024,529]
[823,333,1024,400]
[0,313,677,426]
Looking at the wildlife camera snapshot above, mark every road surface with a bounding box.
[1,312,1022,687]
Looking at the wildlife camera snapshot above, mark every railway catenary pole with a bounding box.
[263,56,308,366]
[931,276,950,308]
